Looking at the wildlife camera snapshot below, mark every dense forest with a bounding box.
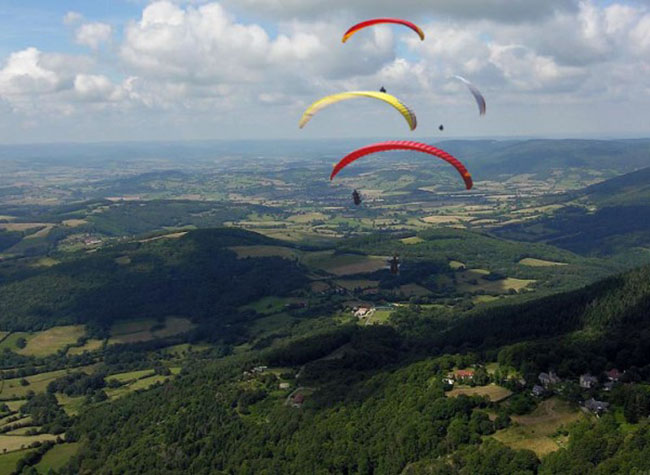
[48,258,650,474]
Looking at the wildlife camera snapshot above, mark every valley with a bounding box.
[0,139,648,472]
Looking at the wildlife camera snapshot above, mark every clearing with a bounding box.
[229,245,300,260]
[35,442,80,473]
[0,449,34,474]
[310,253,387,276]
[0,434,58,453]
[456,269,535,294]
[447,384,513,402]
[334,279,379,291]
[0,365,96,399]
[400,236,425,245]
[519,258,568,267]
[108,317,194,345]
[17,325,86,357]
[492,398,587,456]
[67,339,104,355]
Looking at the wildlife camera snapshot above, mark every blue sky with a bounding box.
[0,0,649,143]
[0,1,138,55]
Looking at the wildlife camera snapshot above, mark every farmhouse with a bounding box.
[354,307,373,318]
[538,371,561,388]
[292,393,305,408]
[531,385,545,397]
[579,374,599,389]
[454,370,475,382]
[584,398,610,414]
[607,369,622,382]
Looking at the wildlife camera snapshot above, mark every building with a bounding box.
[279,382,290,390]
[584,398,610,414]
[579,374,599,389]
[292,393,305,408]
[607,369,622,382]
[455,370,475,381]
[531,385,545,397]
[354,307,373,318]
[539,371,561,388]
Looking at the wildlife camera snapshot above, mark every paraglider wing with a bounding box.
[454,75,486,116]
[342,18,425,43]
[299,91,417,131]
[330,140,473,190]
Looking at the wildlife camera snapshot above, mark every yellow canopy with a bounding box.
[299,91,417,130]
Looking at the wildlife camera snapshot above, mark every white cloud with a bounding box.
[2,0,650,141]
[0,48,64,96]
[63,11,83,26]
[222,0,577,23]
[75,22,113,49]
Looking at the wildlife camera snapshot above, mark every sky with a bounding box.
[0,0,650,143]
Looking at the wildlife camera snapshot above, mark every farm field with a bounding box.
[108,317,194,345]
[519,258,568,267]
[17,325,86,357]
[492,398,587,456]
[35,443,80,474]
[446,384,513,402]
[0,434,58,454]
[67,339,104,355]
[0,333,35,352]
[0,365,96,399]
[0,449,34,474]
[105,374,171,400]
[229,245,300,260]
[312,254,388,276]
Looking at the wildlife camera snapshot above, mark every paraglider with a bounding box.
[352,189,362,205]
[299,91,417,131]
[330,140,473,190]
[342,19,425,43]
[454,75,486,116]
[389,254,400,275]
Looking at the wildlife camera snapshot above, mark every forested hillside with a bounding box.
[56,261,650,474]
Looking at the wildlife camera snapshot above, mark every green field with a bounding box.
[368,309,393,325]
[519,258,568,267]
[0,365,96,399]
[18,325,86,357]
[492,398,587,456]
[35,443,80,473]
[0,449,34,474]
[308,253,387,276]
[67,339,104,355]
[0,434,58,453]
[108,317,194,345]
[400,236,425,245]
[229,245,300,260]
[108,369,155,384]
[334,279,379,291]
[456,269,536,294]
[240,297,298,315]
[447,384,513,402]
[105,374,170,400]
[0,333,36,352]
[56,393,85,416]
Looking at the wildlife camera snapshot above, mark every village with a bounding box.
[444,366,626,416]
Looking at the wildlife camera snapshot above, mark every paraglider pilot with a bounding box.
[379,86,387,93]
[390,254,400,275]
[352,189,362,206]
